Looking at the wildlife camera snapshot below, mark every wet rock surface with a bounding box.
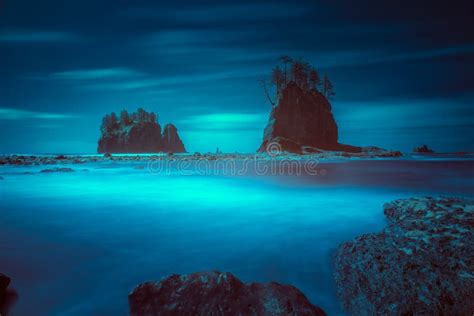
[0,149,408,167]
[0,273,18,316]
[40,167,75,173]
[129,271,326,316]
[334,196,474,315]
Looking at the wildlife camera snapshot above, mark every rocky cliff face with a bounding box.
[162,124,186,153]
[97,109,186,153]
[129,271,326,316]
[334,197,474,315]
[258,83,359,154]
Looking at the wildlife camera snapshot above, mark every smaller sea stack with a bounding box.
[97,108,186,153]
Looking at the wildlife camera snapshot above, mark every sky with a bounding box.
[1,0,473,154]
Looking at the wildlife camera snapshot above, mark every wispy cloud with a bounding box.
[368,43,474,65]
[326,44,474,69]
[0,108,81,120]
[180,113,267,130]
[81,70,253,91]
[51,68,143,80]
[0,30,79,43]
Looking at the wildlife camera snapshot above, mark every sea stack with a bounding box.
[259,82,340,153]
[97,108,186,153]
[258,58,362,154]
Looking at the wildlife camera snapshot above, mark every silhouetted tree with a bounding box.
[309,67,321,92]
[263,57,334,104]
[292,61,307,89]
[136,108,147,123]
[109,112,118,127]
[100,114,110,133]
[280,56,292,84]
[101,112,119,133]
[149,112,157,123]
[271,66,285,97]
[259,79,275,106]
[120,110,131,125]
[322,75,335,99]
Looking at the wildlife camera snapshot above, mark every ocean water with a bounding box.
[1,157,473,315]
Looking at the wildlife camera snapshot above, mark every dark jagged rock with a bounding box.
[129,271,326,316]
[413,144,435,153]
[162,124,186,153]
[40,167,74,173]
[0,274,9,292]
[334,197,474,315]
[1,273,18,316]
[97,108,186,153]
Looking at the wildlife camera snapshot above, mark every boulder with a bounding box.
[334,197,474,315]
[162,124,186,153]
[413,144,435,153]
[129,271,326,316]
[0,273,18,316]
[0,274,9,292]
[40,168,74,173]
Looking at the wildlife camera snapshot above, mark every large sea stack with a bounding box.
[258,58,361,154]
[97,108,186,153]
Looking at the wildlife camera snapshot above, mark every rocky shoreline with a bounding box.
[129,271,326,316]
[127,196,473,315]
[3,195,473,314]
[334,196,474,315]
[0,148,403,166]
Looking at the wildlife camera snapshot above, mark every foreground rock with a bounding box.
[129,271,326,316]
[413,144,435,153]
[334,197,474,315]
[97,108,186,153]
[1,273,18,316]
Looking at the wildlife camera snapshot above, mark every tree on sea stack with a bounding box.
[261,57,334,106]
[120,110,132,125]
[280,55,292,84]
[271,66,285,98]
[309,67,321,92]
[322,74,335,99]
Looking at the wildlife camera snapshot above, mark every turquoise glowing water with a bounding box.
[1,158,473,315]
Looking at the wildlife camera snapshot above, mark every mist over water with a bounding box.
[1,158,473,315]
